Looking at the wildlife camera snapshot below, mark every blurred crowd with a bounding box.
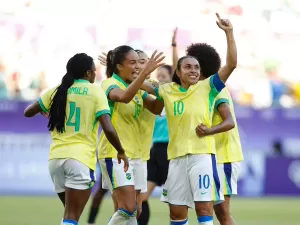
[0,0,300,108]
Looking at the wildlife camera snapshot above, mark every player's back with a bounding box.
[212,88,244,163]
[39,79,109,169]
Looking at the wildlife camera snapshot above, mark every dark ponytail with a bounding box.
[172,56,198,85]
[106,50,114,78]
[172,70,181,85]
[47,53,94,133]
[48,73,74,133]
[105,45,134,78]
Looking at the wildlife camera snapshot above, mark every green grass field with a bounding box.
[0,197,299,225]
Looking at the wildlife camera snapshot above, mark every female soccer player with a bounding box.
[141,13,237,225]
[138,64,173,225]
[24,53,128,225]
[97,45,165,225]
[87,49,159,225]
[186,20,243,225]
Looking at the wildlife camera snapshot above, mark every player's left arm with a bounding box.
[142,92,164,115]
[140,80,157,96]
[215,13,237,83]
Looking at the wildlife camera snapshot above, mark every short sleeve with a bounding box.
[95,88,111,119]
[141,90,149,100]
[101,79,120,97]
[38,88,56,113]
[209,73,225,93]
[214,88,230,110]
[154,83,168,100]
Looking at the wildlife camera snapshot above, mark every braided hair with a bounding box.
[48,53,93,133]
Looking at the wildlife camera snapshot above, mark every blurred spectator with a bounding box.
[264,59,288,107]
[0,0,299,107]
[0,60,8,99]
[271,139,284,157]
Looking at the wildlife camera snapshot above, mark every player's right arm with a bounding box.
[107,51,165,103]
[95,88,129,171]
[24,88,55,117]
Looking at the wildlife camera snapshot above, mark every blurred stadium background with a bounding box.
[0,0,300,224]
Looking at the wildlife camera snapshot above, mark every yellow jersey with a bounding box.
[98,73,148,159]
[140,94,156,161]
[155,74,225,160]
[213,88,244,163]
[38,79,110,170]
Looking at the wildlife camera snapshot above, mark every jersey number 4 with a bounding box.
[66,102,81,132]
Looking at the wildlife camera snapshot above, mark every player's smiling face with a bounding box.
[177,57,200,86]
[117,50,140,82]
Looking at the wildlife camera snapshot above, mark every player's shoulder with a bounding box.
[101,77,115,86]
[160,82,174,90]
[101,77,123,89]
[40,85,58,98]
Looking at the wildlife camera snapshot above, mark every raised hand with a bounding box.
[216,13,233,32]
[172,27,178,45]
[141,50,165,76]
[97,52,107,66]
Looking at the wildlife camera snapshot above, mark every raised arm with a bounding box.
[172,28,179,72]
[143,94,164,115]
[108,51,165,103]
[140,81,157,96]
[216,13,237,83]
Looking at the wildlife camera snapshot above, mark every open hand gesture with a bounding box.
[141,50,165,76]
[216,13,233,32]
[97,52,107,66]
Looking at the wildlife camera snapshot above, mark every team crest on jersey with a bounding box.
[162,189,168,196]
[134,96,139,104]
[88,181,95,189]
[126,173,132,180]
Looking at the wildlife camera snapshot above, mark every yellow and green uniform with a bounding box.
[140,78,157,161]
[213,88,244,163]
[155,74,225,159]
[98,73,148,159]
[39,79,110,171]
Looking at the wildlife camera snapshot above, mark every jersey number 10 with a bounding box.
[199,174,210,189]
[66,102,81,132]
[173,101,184,116]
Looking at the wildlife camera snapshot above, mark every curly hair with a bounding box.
[186,43,221,78]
